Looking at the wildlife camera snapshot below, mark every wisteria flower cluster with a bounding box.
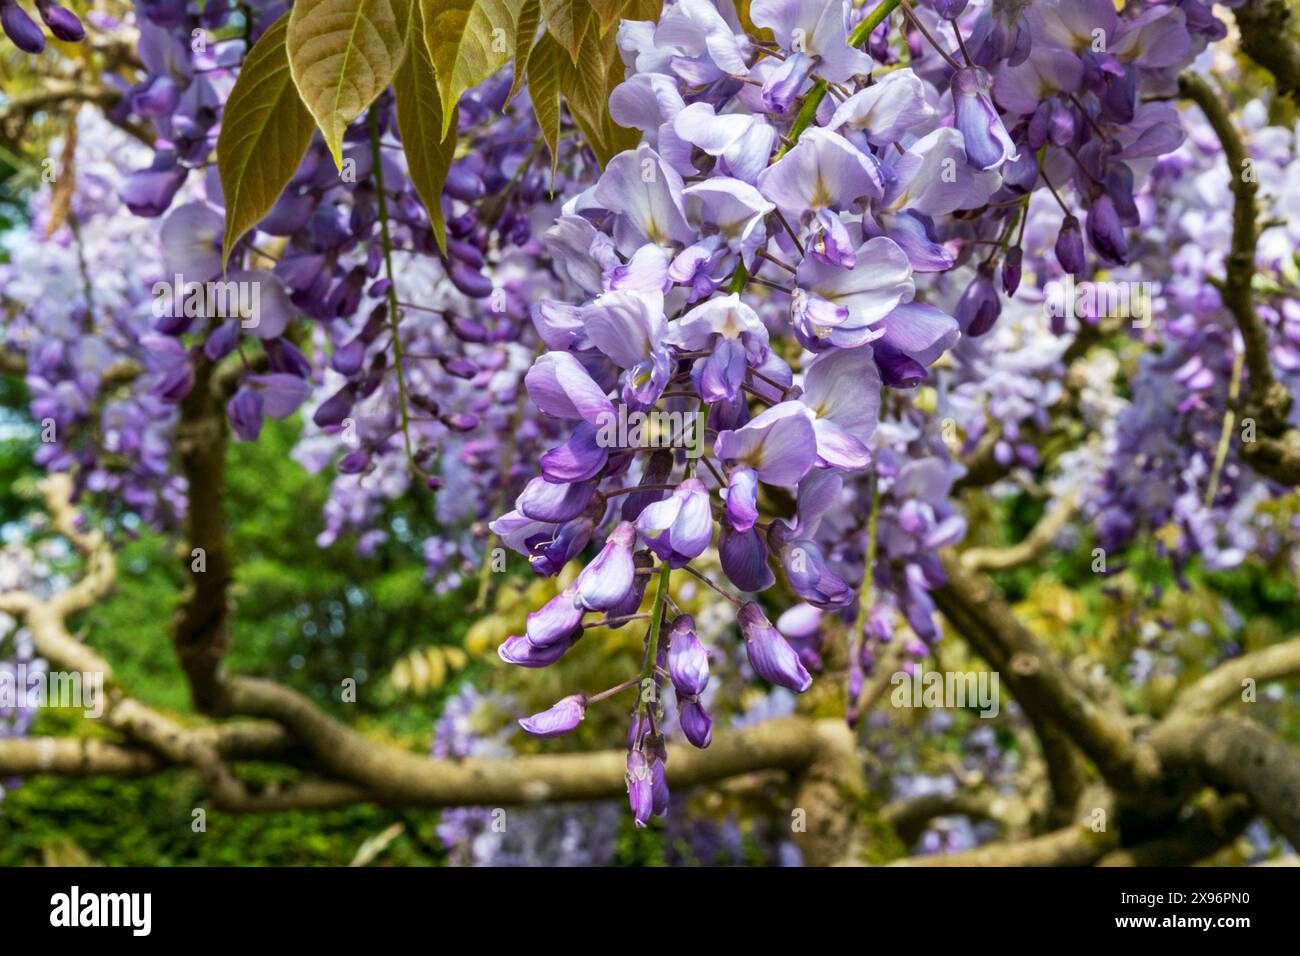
[488,0,1212,823]
[8,0,1289,843]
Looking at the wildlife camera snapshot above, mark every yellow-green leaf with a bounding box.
[589,0,628,34]
[395,2,457,256]
[540,0,591,62]
[558,12,641,166]
[559,24,608,149]
[218,14,317,271]
[528,29,563,177]
[287,0,411,169]
[506,0,542,105]
[422,0,518,139]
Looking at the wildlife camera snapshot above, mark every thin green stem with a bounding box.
[635,562,673,722]
[369,109,417,477]
[777,0,902,159]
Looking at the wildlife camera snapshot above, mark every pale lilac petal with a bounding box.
[525,351,615,425]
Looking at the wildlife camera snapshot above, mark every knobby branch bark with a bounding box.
[1150,714,1300,847]
[1233,0,1300,100]
[932,553,1161,792]
[884,787,1118,867]
[959,491,1079,573]
[1179,72,1300,484]
[1169,634,1300,717]
[3,477,863,864]
[172,356,235,713]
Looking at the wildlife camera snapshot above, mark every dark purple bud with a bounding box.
[1104,162,1140,227]
[442,411,480,432]
[139,0,185,27]
[447,238,486,268]
[2,0,45,52]
[452,317,489,343]
[621,450,673,521]
[204,320,241,362]
[443,165,485,201]
[650,756,669,816]
[266,339,312,378]
[626,750,654,827]
[719,524,775,593]
[1086,194,1128,265]
[1026,102,1050,152]
[954,266,1000,337]
[441,356,478,379]
[873,342,928,388]
[667,615,709,698]
[313,385,356,428]
[518,694,586,738]
[153,311,192,336]
[332,338,366,376]
[1001,247,1022,296]
[338,450,371,475]
[226,387,263,442]
[678,698,712,749]
[152,361,195,403]
[739,602,812,693]
[36,0,84,41]
[258,191,313,235]
[1054,215,1086,274]
[449,263,494,299]
[1099,64,1136,125]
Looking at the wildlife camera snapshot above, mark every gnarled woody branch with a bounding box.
[959,492,1079,573]
[932,552,1161,792]
[5,476,863,863]
[884,787,1118,867]
[1179,72,1300,483]
[172,355,234,713]
[1150,714,1300,848]
[1233,0,1300,100]
[1170,634,1300,717]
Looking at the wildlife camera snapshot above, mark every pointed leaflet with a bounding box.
[287,0,411,169]
[559,20,608,150]
[589,0,625,34]
[395,4,457,256]
[559,13,639,166]
[422,0,519,139]
[541,0,592,62]
[506,0,542,105]
[591,0,653,35]
[218,14,316,271]
[528,29,563,178]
